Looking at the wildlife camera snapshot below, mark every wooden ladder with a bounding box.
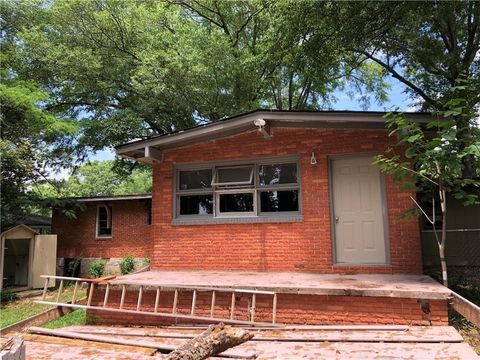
[37,275,281,327]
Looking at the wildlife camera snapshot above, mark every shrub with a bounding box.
[0,291,18,303]
[143,254,151,267]
[119,254,135,275]
[89,259,106,278]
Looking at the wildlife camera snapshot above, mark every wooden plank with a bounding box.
[451,291,480,328]
[64,326,464,343]
[27,327,257,359]
[24,334,155,355]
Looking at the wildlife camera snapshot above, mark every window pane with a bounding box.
[259,163,297,186]
[260,190,299,212]
[180,195,213,215]
[179,170,212,190]
[219,193,254,212]
[216,166,253,184]
[97,206,112,236]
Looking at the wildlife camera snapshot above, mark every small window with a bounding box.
[97,205,112,237]
[212,165,254,186]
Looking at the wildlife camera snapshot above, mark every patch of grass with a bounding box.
[0,284,86,329]
[42,309,87,329]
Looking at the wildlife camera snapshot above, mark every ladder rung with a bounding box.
[72,281,79,305]
[119,285,126,309]
[191,290,197,316]
[172,289,178,314]
[103,283,110,307]
[210,291,216,318]
[272,292,277,324]
[137,286,143,311]
[154,288,160,313]
[251,293,256,323]
[87,282,94,307]
[56,279,64,303]
[230,292,235,320]
[42,278,49,300]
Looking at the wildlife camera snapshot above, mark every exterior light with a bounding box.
[310,152,317,165]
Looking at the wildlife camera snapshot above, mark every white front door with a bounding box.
[332,156,387,264]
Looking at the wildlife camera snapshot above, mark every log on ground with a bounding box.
[165,323,254,360]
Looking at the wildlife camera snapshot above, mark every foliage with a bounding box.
[89,259,106,278]
[119,253,136,275]
[67,257,82,278]
[375,81,480,286]
[42,309,87,329]
[0,291,19,303]
[144,254,151,267]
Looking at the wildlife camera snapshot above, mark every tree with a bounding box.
[375,81,480,287]
[0,78,78,226]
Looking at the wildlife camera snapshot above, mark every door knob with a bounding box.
[335,216,339,224]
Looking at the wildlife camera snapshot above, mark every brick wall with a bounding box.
[87,287,448,326]
[151,127,422,273]
[52,199,152,259]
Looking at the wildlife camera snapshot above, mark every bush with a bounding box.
[1,291,18,303]
[89,259,106,278]
[119,254,135,275]
[143,254,151,267]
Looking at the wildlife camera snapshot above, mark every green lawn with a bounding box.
[0,284,86,329]
[42,309,87,329]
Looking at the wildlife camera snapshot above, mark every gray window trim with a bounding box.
[173,154,302,224]
[211,164,255,187]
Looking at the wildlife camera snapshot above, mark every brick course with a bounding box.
[151,127,422,273]
[87,286,448,326]
[52,200,152,259]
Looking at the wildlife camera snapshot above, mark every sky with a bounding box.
[52,78,413,179]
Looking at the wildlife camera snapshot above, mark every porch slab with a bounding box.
[108,270,451,300]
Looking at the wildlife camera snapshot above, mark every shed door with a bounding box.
[332,156,387,264]
[31,235,57,288]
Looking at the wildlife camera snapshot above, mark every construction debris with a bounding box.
[0,335,25,360]
[165,323,254,360]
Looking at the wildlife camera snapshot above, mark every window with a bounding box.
[175,157,301,221]
[97,205,112,237]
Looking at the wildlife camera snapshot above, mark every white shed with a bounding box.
[0,224,57,289]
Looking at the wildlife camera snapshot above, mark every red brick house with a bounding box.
[47,110,454,328]
[52,194,152,276]
[116,110,429,274]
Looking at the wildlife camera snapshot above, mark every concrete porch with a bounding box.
[108,270,451,300]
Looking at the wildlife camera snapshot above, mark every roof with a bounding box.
[13,215,51,227]
[115,109,433,164]
[1,224,39,237]
[66,194,152,202]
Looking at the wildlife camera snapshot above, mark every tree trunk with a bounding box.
[165,323,253,360]
[439,186,448,287]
